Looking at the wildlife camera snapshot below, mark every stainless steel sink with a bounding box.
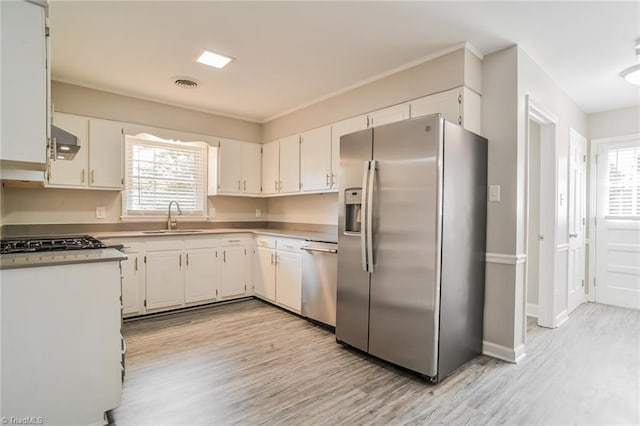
[141,230,205,234]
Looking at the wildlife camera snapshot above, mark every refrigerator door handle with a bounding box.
[361,160,370,272]
[367,160,376,273]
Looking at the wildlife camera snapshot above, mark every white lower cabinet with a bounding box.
[254,237,303,314]
[145,249,184,310]
[254,238,277,302]
[220,237,252,298]
[183,237,220,304]
[119,242,145,316]
[276,248,302,313]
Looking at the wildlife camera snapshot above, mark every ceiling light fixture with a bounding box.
[622,64,640,86]
[621,40,640,86]
[196,50,233,69]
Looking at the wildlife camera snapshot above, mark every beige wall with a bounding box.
[481,46,520,352]
[262,48,478,141]
[209,196,268,223]
[0,187,267,225]
[481,45,588,356]
[588,106,640,140]
[52,81,262,143]
[267,193,338,225]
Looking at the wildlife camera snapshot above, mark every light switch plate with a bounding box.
[488,185,501,202]
[255,209,262,218]
[95,206,106,219]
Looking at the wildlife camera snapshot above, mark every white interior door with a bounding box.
[567,129,587,314]
[595,140,640,309]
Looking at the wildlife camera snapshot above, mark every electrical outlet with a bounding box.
[95,206,106,219]
[488,185,501,202]
[255,208,262,218]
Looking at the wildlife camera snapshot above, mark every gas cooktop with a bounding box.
[0,236,107,255]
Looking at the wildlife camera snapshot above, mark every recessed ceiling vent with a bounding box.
[173,77,199,89]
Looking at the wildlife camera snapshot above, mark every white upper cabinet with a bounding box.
[242,142,262,194]
[367,103,410,128]
[409,87,482,135]
[331,115,368,190]
[48,113,123,190]
[217,138,243,193]
[261,140,280,195]
[278,134,300,194]
[48,113,89,187]
[0,1,48,169]
[300,125,332,192]
[88,119,124,189]
[215,139,262,195]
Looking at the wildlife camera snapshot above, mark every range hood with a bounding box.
[51,125,80,160]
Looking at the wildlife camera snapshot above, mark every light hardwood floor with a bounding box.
[111,300,639,425]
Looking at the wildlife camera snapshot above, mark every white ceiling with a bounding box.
[50,1,639,123]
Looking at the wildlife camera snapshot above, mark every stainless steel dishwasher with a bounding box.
[301,241,338,328]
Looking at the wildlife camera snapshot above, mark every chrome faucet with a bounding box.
[167,200,182,230]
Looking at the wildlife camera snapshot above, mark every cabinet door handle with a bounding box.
[326,173,330,186]
[275,180,278,191]
[91,170,95,184]
[332,173,336,187]
[223,250,226,263]
[81,169,85,183]
[243,180,246,191]
[279,181,283,191]
[186,253,189,266]
[134,257,138,272]
[270,253,274,265]
[238,180,241,190]
[179,254,182,268]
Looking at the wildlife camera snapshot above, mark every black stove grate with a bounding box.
[0,236,107,255]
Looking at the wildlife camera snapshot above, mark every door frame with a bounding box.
[524,96,560,329]
[587,133,640,303]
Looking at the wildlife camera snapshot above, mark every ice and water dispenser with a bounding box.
[344,188,362,233]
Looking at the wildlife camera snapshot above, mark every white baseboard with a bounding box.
[482,341,526,364]
[526,303,539,318]
[555,310,569,327]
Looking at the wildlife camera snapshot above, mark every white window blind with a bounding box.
[125,136,207,215]
[607,145,640,218]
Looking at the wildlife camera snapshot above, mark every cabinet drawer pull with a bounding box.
[81,169,85,183]
[91,170,95,184]
[227,239,241,243]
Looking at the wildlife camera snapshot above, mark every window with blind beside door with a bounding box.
[606,145,640,219]
[123,134,208,217]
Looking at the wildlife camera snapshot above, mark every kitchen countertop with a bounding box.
[93,228,338,244]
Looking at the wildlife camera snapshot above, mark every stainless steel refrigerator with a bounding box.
[336,113,487,383]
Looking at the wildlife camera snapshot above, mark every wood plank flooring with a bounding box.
[110,300,640,425]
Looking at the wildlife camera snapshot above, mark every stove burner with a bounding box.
[0,236,107,255]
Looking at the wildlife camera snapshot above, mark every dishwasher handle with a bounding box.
[301,246,337,254]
